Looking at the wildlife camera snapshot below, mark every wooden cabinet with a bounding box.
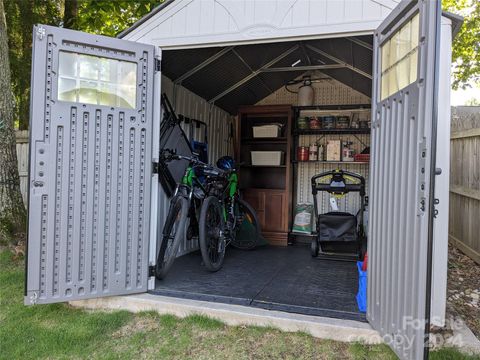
[237,106,292,246]
[243,189,288,246]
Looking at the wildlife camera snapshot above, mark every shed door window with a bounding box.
[58,51,137,109]
[380,13,419,100]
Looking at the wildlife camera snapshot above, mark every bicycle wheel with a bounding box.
[155,195,188,279]
[230,199,260,250]
[199,196,225,272]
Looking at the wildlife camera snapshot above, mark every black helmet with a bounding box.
[216,156,235,170]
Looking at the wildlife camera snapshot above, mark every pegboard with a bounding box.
[295,133,370,216]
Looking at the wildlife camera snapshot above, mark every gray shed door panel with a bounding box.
[368,1,440,359]
[26,25,156,304]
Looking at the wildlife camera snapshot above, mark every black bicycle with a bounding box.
[198,156,260,272]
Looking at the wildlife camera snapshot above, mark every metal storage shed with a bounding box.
[25,1,462,359]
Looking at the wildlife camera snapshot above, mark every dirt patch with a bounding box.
[446,245,480,337]
[112,316,158,338]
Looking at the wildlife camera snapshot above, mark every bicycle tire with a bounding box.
[155,195,188,279]
[230,199,260,250]
[199,196,225,272]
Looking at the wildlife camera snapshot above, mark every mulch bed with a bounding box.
[446,245,480,338]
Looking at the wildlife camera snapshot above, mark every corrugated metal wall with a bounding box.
[158,76,234,256]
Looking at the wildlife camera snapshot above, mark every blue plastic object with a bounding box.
[356,261,367,313]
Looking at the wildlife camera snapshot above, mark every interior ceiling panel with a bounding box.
[307,38,372,74]
[163,36,373,115]
[162,46,223,80]
[257,71,303,97]
[182,51,253,101]
[215,76,272,114]
[233,41,296,70]
[268,48,309,68]
[320,68,372,97]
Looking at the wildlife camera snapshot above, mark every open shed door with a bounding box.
[368,1,441,359]
[26,25,158,304]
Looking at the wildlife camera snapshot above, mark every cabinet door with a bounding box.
[242,191,265,229]
[264,192,286,232]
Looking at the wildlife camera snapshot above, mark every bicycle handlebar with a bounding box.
[161,149,226,176]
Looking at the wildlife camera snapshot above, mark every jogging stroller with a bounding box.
[310,169,367,261]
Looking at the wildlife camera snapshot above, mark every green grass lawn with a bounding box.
[0,249,477,360]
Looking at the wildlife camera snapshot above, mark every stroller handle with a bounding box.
[311,169,366,197]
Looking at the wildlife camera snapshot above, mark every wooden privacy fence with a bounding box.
[449,106,480,264]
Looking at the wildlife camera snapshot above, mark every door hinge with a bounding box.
[152,162,160,174]
[36,26,46,40]
[29,291,38,305]
[148,265,156,277]
[155,58,161,72]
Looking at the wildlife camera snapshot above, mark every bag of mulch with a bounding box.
[292,203,314,234]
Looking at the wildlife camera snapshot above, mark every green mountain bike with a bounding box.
[156,152,260,278]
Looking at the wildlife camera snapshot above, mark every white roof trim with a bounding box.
[121,0,400,49]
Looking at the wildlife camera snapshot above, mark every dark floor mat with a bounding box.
[151,245,365,321]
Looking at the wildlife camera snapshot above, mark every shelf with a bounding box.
[292,161,369,165]
[293,128,370,135]
[242,165,287,168]
[295,104,371,112]
[242,137,287,144]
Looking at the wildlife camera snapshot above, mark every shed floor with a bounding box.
[151,245,365,322]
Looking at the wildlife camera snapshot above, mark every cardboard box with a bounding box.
[326,140,342,161]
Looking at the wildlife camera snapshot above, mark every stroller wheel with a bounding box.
[311,240,319,257]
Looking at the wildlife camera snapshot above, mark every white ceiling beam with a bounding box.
[260,64,346,72]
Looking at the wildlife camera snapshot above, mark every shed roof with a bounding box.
[119,1,462,115]
[120,0,399,49]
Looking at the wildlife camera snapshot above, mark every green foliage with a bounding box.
[76,0,163,37]
[5,0,63,130]
[442,0,480,90]
[3,0,479,130]
[5,0,163,130]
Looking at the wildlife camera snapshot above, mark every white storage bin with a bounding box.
[252,124,282,138]
[251,151,284,166]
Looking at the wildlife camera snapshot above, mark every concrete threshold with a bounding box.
[70,293,382,344]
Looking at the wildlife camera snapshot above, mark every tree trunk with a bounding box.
[0,0,27,244]
[63,0,78,29]
[17,0,34,130]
